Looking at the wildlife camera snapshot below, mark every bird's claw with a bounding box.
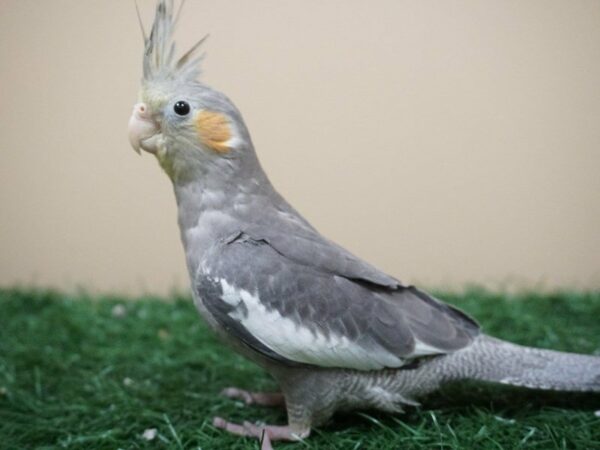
[220,387,285,407]
[212,416,309,449]
[220,387,254,404]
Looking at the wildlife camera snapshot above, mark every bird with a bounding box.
[127,1,600,448]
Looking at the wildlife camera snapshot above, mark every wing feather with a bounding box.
[196,232,479,370]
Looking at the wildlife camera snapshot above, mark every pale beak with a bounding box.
[128,103,162,154]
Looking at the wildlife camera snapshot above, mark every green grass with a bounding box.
[0,288,599,449]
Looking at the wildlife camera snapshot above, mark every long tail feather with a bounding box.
[391,335,600,401]
[453,335,600,392]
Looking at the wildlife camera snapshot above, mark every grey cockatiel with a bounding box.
[128,1,600,448]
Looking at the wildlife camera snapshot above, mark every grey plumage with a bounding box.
[129,1,600,446]
[268,335,600,429]
[197,230,478,370]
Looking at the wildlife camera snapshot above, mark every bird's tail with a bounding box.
[439,335,600,392]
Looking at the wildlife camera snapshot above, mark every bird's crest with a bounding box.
[138,0,208,83]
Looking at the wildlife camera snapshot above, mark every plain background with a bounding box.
[1,0,599,295]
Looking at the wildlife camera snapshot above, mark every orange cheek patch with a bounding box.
[195,111,232,153]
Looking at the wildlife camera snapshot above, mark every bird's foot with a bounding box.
[220,387,285,407]
[212,417,309,450]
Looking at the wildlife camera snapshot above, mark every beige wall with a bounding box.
[1,0,599,295]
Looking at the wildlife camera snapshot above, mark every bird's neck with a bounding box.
[171,163,273,279]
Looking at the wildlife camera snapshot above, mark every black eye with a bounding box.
[173,101,190,116]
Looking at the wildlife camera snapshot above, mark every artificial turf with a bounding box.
[0,288,599,449]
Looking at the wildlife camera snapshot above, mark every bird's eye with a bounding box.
[173,101,191,116]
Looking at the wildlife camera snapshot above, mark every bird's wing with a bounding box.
[245,206,401,288]
[197,231,479,370]
[252,226,402,288]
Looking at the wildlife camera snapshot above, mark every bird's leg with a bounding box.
[213,369,337,447]
[212,417,310,450]
[213,384,312,448]
[220,387,285,407]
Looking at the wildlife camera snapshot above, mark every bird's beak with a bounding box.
[128,103,162,154]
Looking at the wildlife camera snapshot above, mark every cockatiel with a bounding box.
[128,1,600,448]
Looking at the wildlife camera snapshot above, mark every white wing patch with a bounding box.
[413,339,445,355]
[215,278,406,370]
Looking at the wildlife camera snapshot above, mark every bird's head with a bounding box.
[128,0,254,183]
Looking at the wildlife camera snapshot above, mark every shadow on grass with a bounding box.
[321,382,600,441]
[426,381,600,411]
